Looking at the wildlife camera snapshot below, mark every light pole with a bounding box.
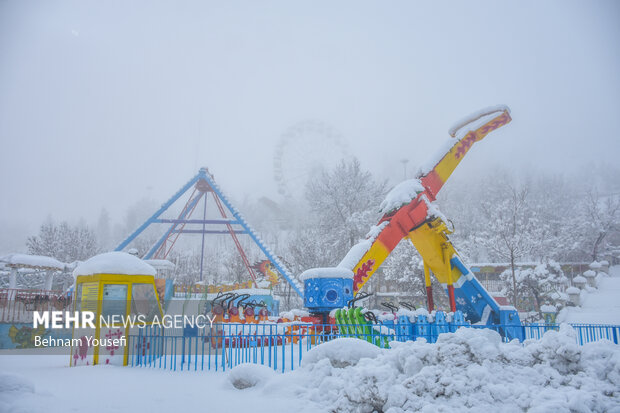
[400,159,409,180]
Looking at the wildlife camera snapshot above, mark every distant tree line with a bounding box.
[21,157,619,314]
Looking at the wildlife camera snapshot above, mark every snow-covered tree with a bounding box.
[286,226,341,273]
[500,261,568,314]
[288,158,387,270]
[528,175,577,262]
[307,158,386,248]
[477,176,541,306]
[379,241,448,309]
[382,242,424,292]
[579,190,620,261]
[27,221,99,262]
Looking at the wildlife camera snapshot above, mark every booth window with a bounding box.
[131,283,160,322]
[101,284,128,319]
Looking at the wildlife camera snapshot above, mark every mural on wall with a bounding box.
[0,323,72,349]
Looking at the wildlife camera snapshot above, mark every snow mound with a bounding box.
[557,265,620,324]
[379,179,425,214]
[302,337,383,368]
[73,251,156,277]
[228,363,276,389]
[239,326,620,412]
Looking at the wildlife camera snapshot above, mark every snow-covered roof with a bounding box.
[0,253,66,270]
[299,267,354,281]
[144,259,175,271]
[379,179,425,215]
[583,270,596,278]
[73,252,156,277]
[572,275,586,284]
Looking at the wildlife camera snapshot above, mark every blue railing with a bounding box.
[127,322,620,372]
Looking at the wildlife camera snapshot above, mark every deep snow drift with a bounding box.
[558,265,620,325]
[230,326,620,413]
[2,327,619,412]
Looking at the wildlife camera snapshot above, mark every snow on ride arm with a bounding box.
[339,201,431,294]
[339,106,511,295]
[419,107,511,199]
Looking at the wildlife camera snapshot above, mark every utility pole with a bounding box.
[400,159,409,180]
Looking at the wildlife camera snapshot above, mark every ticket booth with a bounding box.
[70,252,162,366]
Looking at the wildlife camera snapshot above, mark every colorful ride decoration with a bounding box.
[302,105,524,342]
[70,252,163,366]
[300,268,354,313]
[203,290,285,348]
[252,259,281,287]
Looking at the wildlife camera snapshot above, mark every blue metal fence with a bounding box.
[127,322,620,372]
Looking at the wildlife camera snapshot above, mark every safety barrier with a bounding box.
[127,322,620,372]
[0,288,71,323]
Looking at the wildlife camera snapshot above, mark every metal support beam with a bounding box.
[143,192,204,259]
[115,171,203,251]
[112,167,303,298]
[154,219,239,225]
[201,172,303,298]
[170,230,249,234]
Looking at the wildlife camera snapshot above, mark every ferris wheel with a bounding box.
[273,120,350,199]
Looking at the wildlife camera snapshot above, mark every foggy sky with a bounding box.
[1,0,619,252]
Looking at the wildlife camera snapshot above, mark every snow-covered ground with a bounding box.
[0,355,323,413]
[2,326,619,413]
[558,265,620,325]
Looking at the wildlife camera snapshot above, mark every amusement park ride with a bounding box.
[114,168,303,297]
[301,105,524,341]
[116,105,523,343]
